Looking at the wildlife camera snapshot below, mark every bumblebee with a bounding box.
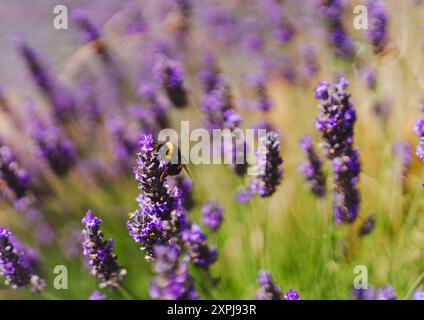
[156,142,191,182]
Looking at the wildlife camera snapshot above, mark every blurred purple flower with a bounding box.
[377,285,396,300]
[181,224,217,268]
[0,226,45,292]
[283,288,301,300]
[256,270,283,300]
[299,135,326,197]
[149,245,199,300]
[358,214,376,236]
[201,201,224,232]
[366,0,388,53]
[156,58,188,108]
[82,210,126,288]
[89,291,108,300]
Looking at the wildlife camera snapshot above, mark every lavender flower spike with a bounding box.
[283,288,301,300]
[89,291,108,300]
[181,224,217,268]
[255,270,283,300]
[413,102,424,162]
[377,285,396,300]
[299,135,326,197]
[0,145,31,201]
[157,58,188,108]
[314,78,356,159]
[201,201,224,232]
[250,131,283,197]
[333,148,361,224]
[149,245,199,300]
[319,0,354,58]
[14,36,75,123]
[0,227,45,292]
[127,134,186,258]
[29,119,77,177]
[82,210,126,288]
[413,290,424,300]
[366,0,388,53]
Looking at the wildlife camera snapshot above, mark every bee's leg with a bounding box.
[160,167,169,183]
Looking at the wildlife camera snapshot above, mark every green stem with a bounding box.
[117,286,136,300]
[403,270,424,300]
[41,291,60,300]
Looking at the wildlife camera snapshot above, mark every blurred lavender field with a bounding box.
[0,0,424,301]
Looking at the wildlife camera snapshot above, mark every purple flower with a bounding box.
[352,286,376,300]
[82,210,126,288]
[358,214,376,236]
[255,270,283,300]
[360,67,377,90]
[249,75,273,112]
[413,290,424,300]
[203,5,239,46]
[0,227,45,292]
[107,116,138,168]
[71,9,100,43]
[235,188,253,204]
[156,58,188,108]
[200,81,241,131]
[301,44,319,80]
[137,84,170,130]
[393,140,412,184]
[315,78,361,223]
[283,288,301,300]
[318,0,354,58]
[127,135,186,258]
[181,224,217,268]
[29,118,77,176]
[333,148,361,224]
[201,201,224,231]
[299,135,326,197]
[377,285,396,300]
[149,245,199,300]
[89,291,108,300]
[0,145,31,200]
[173,176,195,211]
[15,36,75,123]
[314,78,356,159]
[414,109,424,162]
[263,0,295,45]
[250,131,283,197]
[198,53,221,93]
[366,0,388,53]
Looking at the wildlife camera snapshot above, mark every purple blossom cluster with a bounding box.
[149,245,199,300]
[82,210,126,288]
[255,270,300,300]
[0,145,31,202]
[28,118,77,177]
[315,78,361,223]
[127,135,186,258]
[413,103,424,162]
[318,0,354,58]
[15,37,76,123]
[201,201,224,231]
[366,0,388,53]
[157,58,188,108]
[299,135,326,197]
[0,227,45,292]
[181,224,217,268]
[250,131,283,197]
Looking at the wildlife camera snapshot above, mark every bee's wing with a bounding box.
[178,149,192,179]
[182,164,192,179]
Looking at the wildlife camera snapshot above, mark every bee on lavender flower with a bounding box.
[156,142,191,182]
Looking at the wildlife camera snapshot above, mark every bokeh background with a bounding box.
[0,0,424,300]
